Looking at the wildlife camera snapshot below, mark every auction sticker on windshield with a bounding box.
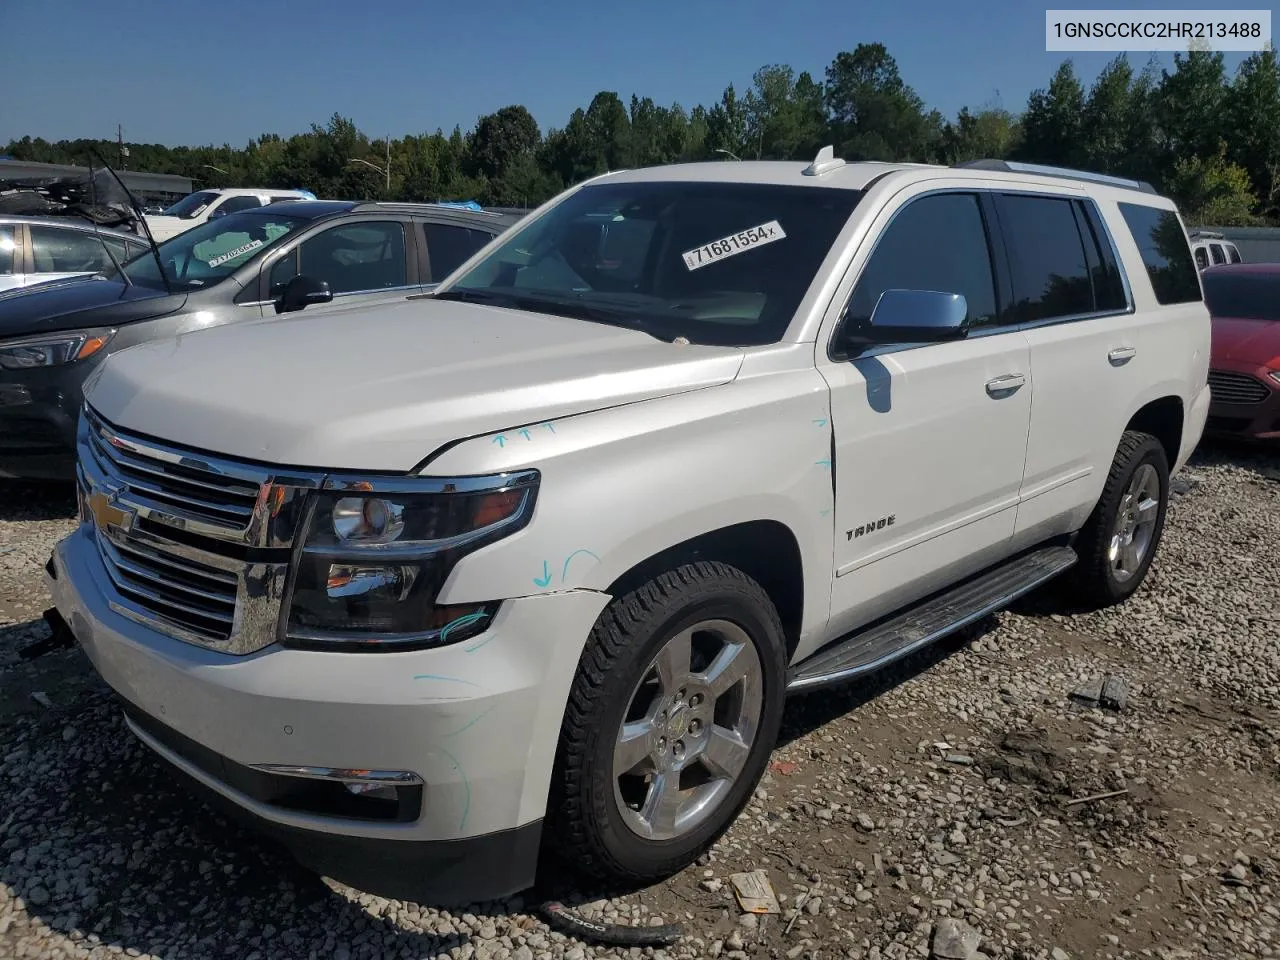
[682,221,786,271]
[207,239,264,268]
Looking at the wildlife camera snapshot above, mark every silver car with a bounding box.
[0,215,152,293]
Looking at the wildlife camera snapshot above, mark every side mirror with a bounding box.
[863,289,970,344]
[274,275,333,314]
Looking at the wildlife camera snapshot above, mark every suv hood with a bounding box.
[85,298,745,472]
[1211,316,1280,364]
[0,277,188,340]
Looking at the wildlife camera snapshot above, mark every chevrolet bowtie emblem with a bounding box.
[87,489,134,532]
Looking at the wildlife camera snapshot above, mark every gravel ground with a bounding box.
[1,441,1278,960]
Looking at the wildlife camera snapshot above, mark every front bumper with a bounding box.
[1206,365,1280,441]
[47,525,610,904]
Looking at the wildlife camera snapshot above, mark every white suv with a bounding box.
[48,149,1210,905]
[1189,229,1243,269]
[144,187,314,241]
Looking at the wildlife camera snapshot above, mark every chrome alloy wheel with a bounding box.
[1109,462,1161,583]
[611,619,764,841]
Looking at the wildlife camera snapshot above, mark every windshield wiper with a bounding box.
[434,288,675,342]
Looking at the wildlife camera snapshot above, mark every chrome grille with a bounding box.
[82,408,266,537]
[1208,370,1271,405]
[74,405,324,655]
[95,526,238,642]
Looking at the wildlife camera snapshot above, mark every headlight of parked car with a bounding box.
[282,471,539,651]
[0,329,116,370]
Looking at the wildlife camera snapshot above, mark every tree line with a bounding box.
[6,44,1278,225]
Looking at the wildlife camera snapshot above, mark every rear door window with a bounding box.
[994,193,1095,322]
[1116,203,1203,304]
[423,222,496,281]
[1227,244,1242,264]
[1209,243,1226,265]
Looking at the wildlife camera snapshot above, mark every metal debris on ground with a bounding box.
[1069,672,1129,712]
[729,869,781,914]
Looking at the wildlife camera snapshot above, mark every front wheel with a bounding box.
[548,560,787,885]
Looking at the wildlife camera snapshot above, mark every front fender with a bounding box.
[428,365,837,652]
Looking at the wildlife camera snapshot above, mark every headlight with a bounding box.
[282,471,539,650]
[1269,370,1280,386]
[0,329,116,370]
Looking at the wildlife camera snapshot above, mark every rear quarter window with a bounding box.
[1116,203,1202,305]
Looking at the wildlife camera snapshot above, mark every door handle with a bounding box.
[1108,346,1137,366]
[985,374,1026,396]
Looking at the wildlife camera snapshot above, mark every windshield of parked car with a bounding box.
[1202,272,1280,322]
[110,210,308,292]
[435,180,863,345]
[160,191,223,219]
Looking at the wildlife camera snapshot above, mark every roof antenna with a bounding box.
[802,145,846,177]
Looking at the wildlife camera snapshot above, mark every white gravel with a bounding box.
[1,442,1277,960]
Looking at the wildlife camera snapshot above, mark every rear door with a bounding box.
[256,216,421,317]
[995,190,1142,549]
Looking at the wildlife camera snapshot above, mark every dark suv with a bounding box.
[0,200,519,479]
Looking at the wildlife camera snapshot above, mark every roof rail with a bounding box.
[954,158,1158,195]
[802,145,847,177]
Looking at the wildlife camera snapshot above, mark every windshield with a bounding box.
[115,210,307,292]
[1203,272,1280,322]
[436,180,863,345]
[161,191,221,219]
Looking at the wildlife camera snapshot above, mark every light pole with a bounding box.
[714,148,742,161]
[201,164,228,175]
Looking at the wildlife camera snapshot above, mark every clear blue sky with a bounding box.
[2,0,1252,147]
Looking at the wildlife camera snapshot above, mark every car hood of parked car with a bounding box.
[0,276,188,340]
[1211,315,1280,365]
[83,296,746,472]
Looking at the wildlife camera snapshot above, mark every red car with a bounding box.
[1203,262,1280,441]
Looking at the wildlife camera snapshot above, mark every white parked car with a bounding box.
[48,149,1210,906]
[144,187,314,241]
[1189,229,1243,270]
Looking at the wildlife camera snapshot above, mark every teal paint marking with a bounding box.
[542,422,556,433]
[562,549,602,582]
[412,673,482,688]
[518,428,532,441]
[819,508,832,517]
[492,435,507,448]
[815,459,832,469]
[438,746,471,831]
[813,418,828,427]
[442,704,497,738]
[533,560,553,588]
[464,632,501,653]
[439,611,486,643]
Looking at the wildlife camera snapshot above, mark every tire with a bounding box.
[548,560,787,885]
[1068,430,1170,608]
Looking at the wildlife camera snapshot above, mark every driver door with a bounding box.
[254,218,420,318]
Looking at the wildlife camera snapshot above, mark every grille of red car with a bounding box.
[1208,371,1271,405]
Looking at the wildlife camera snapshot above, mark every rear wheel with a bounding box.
[548,561,787,884]
[1069,430,1170,607]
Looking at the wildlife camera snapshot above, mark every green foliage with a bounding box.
[7,43,1277,222]
[1169,146,1261,226]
